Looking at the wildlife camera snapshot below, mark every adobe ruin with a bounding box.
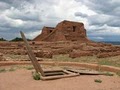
[1,20,120,59]
[33,20,88,42]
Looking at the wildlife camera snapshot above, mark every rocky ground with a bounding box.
[0,41,120,90]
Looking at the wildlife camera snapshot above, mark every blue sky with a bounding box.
[0,0,120,41]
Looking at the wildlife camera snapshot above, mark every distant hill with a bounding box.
[10,37,31,42]
[98,41,120,45]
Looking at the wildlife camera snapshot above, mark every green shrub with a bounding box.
[0,68,6,73]
[26,66,34,70]
[94,79,102,83]
[116,72,120,76]
[105,72,114,76]
[32,72,41,80]
[9,68,15,71]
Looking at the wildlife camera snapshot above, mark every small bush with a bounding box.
[26,66,34,70]
[0,68,6,73]
[116,72,120,76]
[32,72,41,80]
[105,72,114,76]
[94,79,102,83]
[9,68,15,71]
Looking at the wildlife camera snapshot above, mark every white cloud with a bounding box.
[0,1,10,10]
[25,30,42,39]
[0,0,119,41]
[11,19,24,27]
[89,36,104,41]
[88,24,120,37]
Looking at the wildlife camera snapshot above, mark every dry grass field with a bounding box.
[3,54,120,68]
[53,54,120,67]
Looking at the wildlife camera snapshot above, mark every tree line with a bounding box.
[0,37,31,41]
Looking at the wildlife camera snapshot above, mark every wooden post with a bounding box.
[20,31,45,76]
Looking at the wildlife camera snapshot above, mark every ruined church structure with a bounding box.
[33,20,88,42]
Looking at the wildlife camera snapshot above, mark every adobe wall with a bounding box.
[34,27,55,41]
[33,20,88,42]
[56,20,87,41]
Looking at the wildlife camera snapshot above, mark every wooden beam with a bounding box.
[43,69,63,73]
[67,69,106,75]
[44,72,64,76]
[20,31,45,76]
[40,73,79,80]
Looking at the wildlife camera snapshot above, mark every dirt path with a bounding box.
[0,61,120,73]
[0,69,120,90]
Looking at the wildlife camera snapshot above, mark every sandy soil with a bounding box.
[0,69,120,90]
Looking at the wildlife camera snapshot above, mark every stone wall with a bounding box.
[0,53,5,61]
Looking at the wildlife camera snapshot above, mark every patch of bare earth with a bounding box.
[0,69,120,90]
